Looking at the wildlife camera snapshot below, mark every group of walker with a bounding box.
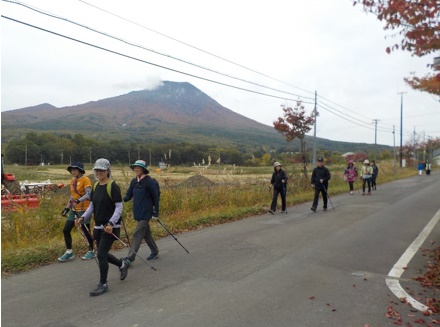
[58,158,160,296]
[344,159,379,195]
[268,158,380,214]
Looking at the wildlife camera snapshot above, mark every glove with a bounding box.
[152,213,158,220]
[282,180,286,183]
[61,207,70,216]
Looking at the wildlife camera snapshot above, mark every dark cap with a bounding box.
[67,162,85,173]
[317,157,324,162]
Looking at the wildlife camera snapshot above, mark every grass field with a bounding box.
[1,161,419,274]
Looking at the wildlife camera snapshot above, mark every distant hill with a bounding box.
[1,81,385,153]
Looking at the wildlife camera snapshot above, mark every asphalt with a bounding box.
[2,172,440,327]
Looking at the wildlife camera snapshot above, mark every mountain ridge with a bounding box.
[1,81,385,153]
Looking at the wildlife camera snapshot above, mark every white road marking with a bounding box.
[386,209,440,312]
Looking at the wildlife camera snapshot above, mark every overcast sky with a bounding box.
[1,0,439,146]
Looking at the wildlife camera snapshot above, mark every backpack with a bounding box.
[146,176,161,198]
[93,180,118,200]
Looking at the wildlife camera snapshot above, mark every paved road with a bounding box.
[2,173,440,327]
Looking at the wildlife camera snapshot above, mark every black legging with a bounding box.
[62,220,93,250]
[93,228,123,284]
[270,187,286,211]
[371,175,377,189]
[348,181,354,191]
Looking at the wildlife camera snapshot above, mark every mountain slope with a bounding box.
[1,81,386,154]
[2,81,286,146]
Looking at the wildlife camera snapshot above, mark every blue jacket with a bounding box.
[123,176,159,221]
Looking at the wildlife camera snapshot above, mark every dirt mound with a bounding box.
[179,174,215,187]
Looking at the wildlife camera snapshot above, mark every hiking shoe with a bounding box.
[310,207,316,212]
[281,210,286,214]
[323,207,327,211]
[119,259,130,280]
[269,209,275,215]
[90,283,108,297]
[147,253,159,260]
[82,250,95,260]
[362,192,365,195]
[350,191,354,195]
[58,252,75,262]
[120,257,133,267]
[367,192,371,195]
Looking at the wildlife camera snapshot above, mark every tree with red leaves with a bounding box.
[273,101,315,182]
[354,0,440,97]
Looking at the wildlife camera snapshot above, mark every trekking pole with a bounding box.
[110,229,157,271]
[155,218,189,254]
[121,220,130,247]
[321,183,335,211]
[80,223,99,266]
[282,183,288,214]
[73,212,99,266]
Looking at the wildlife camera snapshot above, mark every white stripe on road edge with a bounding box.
[386,209,440,312]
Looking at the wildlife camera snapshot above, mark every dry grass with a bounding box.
[1,161,419,274]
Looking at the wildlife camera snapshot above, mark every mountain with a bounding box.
[2,81,287,146]
[1,81,385,153]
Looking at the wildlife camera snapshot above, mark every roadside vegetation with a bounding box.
[0,161,421,274]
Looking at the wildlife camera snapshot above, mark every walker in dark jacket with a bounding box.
[310,158,331,212]
[122,160,160,262]
[269,162,288,214]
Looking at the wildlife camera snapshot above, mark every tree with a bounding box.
[273,101,315,181]
[354,0,440,97]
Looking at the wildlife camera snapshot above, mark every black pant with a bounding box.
[362,178,371,193]
[271,187,286,211]
[348,181,354,191]
[312,187,327,209]
[93,228,123,285]
[62,220,93,250]
[371,175,377,189]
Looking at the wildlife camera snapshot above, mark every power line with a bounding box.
[78,0,414,129]
[77,0,317,97]
[3,0,316,102]
[1,15,315,106]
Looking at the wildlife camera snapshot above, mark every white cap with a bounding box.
[93,158,110,170]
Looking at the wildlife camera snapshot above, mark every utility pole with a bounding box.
[372,119,380,161]
[413,126,417,162]
[397,92,407,167]
[423,132,426,162]
[312,91,317,164]
[393,125,397,175]
[61,149,64,165]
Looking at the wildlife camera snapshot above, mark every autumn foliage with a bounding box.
[273,101,315,180]
[354,0,440,97]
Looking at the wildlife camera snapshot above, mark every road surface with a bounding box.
[2,173,440,326]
